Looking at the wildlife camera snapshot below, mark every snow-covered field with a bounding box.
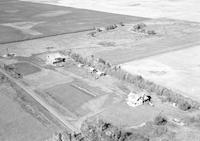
[21,0,200,22]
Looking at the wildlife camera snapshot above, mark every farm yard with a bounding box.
[0,0,200,140]
[0,18,200,140]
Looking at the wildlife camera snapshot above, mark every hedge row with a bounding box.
[65,51,200,111]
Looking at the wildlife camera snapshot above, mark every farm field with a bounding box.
[94,33,200,65]
[0,83,60,141]
[21,0,200,22]
[45,83,94,117]
[122,45,200,102]
[0,0,146,43]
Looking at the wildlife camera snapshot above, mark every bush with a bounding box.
[178,101,191,111]
[133,23,146,31]
[154,115,168,126]
[106,24,117,30]
[81,119,121,141]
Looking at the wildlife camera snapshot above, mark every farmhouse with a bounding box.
[126,92,152,107]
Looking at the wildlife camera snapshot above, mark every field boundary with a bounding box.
[0,28,94,45]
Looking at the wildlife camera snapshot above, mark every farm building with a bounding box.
[46,53,67,66]
[126,92,152,107]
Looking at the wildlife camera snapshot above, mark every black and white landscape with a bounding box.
[0,0,200,141]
